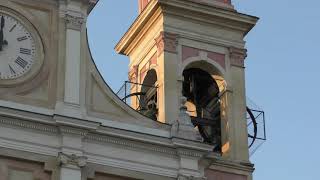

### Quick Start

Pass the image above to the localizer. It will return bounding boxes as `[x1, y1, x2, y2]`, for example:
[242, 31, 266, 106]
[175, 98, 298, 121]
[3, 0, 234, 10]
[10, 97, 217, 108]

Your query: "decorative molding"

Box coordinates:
[0, 116, 58, 134]
[59, 126, 89, 137]
[177, 149, 205, 158]
[60, 10, 86, 31]
[58, 152, 87, 167]
[207, 157, 255, 173]
[155, 31, 179, 56]
[178, 175, 207, 180]
[229, 47, 247, 67]
[86, 133, 177, 157]
[172, 138, 212, 157]
[86, 154, 178, 178]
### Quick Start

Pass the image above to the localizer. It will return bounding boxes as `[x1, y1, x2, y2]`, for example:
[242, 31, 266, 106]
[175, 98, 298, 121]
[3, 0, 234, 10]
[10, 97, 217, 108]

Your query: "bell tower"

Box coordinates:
[116, 0, 258, 179]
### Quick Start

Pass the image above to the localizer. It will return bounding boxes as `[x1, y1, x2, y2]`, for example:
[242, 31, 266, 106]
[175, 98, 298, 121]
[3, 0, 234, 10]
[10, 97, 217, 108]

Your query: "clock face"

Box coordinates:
[0, 11, 41, 82]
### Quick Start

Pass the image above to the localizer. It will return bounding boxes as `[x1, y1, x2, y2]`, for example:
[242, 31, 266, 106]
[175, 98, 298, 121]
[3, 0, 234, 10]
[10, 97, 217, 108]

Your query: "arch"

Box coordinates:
[141, 69, 157, 88]
[182, 67, 222, 152]
[183, 61, 227, 93]
[181, 54, 226, 78]
[140, 69, 158, 120]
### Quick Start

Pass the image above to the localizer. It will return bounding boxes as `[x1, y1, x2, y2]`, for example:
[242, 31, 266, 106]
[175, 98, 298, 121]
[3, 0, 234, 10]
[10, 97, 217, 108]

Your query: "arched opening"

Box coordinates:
[182, 63, 224, 152]
[140, 69, 158, 120]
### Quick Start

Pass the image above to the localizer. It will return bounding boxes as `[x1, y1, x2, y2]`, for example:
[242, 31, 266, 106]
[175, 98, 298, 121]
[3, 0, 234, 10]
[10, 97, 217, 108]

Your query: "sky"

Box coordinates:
[87, 1, 320, 179]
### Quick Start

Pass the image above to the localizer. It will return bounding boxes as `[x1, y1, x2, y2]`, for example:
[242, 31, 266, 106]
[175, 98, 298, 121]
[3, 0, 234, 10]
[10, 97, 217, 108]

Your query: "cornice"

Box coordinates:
[165, 24, 245, 49]
[0, 115, 58, 134]
[206, 154, 255, 173]
[54, 114, 100, 130]
[86, 133, 178, 157]
[115, 0, 161, 55]
[115, 0, 258, 55]
[59, 126, 89, 137]
[160, 0, 258, 36]
[178, 175, 206, 180]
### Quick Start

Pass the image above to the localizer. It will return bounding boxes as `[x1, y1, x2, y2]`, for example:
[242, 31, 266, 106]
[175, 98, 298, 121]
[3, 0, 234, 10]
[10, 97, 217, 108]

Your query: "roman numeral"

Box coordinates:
[9, 24, 16, 32]
[20, 48, 31, 55]
[15, 56, 28, 69]
[9, 65, 16, 75]
[17, 36, 28, 42]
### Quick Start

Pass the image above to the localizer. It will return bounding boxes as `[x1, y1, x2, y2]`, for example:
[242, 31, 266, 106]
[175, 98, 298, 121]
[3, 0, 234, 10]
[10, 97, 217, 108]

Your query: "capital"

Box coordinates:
[58, 152, 87, 168]
[61, 10, 86, 31]
[155, 32, 179, 56]
[178, 175, 207, 180]
[229, 47, 247, 67]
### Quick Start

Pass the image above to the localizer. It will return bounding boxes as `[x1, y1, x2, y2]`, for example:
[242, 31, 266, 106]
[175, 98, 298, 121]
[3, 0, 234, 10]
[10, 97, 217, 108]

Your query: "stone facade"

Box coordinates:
[0, 0, 258, 180]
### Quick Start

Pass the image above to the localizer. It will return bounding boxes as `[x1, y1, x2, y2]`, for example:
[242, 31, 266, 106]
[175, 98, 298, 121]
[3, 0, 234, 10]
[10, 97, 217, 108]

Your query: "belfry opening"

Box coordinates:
[140, 69, 158, 120]
[182, 67, 222, 152]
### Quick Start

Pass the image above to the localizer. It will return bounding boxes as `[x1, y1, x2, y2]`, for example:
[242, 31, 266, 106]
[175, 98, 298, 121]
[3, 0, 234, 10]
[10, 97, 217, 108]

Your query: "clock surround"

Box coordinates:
[0, 6, 44, 87]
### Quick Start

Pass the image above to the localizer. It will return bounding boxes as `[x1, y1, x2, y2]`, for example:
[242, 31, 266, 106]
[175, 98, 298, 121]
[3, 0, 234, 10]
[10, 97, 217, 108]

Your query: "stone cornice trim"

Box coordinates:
[0, 100, 54, 116]
[115, 0, 161, 55]
[160, 0, 258, 35]
[54, 114, 100, 130]
[178, 175, 207, 180]
[86, 154, 178, 178]
[206, 154, 255, 173]
[177, 149, 205, 158]
[0, 116, 58, 134]
[86, 133, 177, 156]
[59, 126, 89, 137]
[0, 138, 59, 157]
[116, 0, 257, 56]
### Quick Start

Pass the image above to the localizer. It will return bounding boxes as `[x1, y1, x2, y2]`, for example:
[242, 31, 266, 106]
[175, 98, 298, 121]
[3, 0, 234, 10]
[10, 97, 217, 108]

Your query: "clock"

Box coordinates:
[0, 7, 44, 86]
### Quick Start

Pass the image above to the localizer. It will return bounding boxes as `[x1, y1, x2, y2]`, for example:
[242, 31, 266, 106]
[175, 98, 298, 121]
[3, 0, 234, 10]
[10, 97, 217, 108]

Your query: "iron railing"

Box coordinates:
[116, 81, 158, 112]
[246, 98, 266, 156]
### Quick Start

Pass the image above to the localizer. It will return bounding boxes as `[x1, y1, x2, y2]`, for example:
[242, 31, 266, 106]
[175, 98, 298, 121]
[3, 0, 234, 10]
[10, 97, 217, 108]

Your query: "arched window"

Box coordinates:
[140, 69, 158, 120]
[182, 63, 225, 152]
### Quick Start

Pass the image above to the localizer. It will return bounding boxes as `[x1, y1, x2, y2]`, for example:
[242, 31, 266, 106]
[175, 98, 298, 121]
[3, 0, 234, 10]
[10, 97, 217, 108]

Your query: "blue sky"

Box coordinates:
[87, 1, 320, 179]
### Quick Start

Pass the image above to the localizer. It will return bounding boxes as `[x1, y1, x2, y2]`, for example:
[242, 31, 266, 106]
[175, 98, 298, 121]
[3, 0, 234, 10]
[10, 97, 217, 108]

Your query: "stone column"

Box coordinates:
[58, 152, 87, 180]
[228, 47, 250, 162]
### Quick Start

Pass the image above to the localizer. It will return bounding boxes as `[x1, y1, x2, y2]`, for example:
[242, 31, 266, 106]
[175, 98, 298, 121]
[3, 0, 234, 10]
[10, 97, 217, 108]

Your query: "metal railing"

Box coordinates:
[116, 81, 158, 113]
[246, 98, 266, 156]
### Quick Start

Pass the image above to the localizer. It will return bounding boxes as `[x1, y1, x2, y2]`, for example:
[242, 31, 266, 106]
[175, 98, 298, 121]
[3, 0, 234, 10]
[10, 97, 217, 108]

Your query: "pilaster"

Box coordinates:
[57, 121, 89, 180]
[155, 31, 180, 124]
[171, 97, 212, 179]
[56, 0, 87, 119]
[227, 47, 250, 162]
[58, 152, 87, 180]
